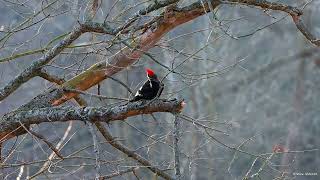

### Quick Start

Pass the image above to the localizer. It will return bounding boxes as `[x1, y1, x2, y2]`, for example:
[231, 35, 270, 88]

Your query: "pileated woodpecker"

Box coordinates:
[130, 68, 164, 102]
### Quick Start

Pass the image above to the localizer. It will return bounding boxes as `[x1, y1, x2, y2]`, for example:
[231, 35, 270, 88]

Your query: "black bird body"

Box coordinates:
[130, 69, 163, 102]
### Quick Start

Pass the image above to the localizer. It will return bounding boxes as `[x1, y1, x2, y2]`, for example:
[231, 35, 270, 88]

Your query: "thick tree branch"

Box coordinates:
[0, 99, 184, 140]
[1, 98, 182, 179]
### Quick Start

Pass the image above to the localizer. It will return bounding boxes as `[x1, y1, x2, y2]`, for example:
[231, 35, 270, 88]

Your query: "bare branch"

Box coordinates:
[173, 114, 181, 180]
[101, 167, 138, 179]
[63, 88, 129, 101]
[27, 129, 64, 160]
[0, 99, 184, 139]
[292, 14, 320, 46]
[0, 26, 85, 101]
[38, 69, 65, 85]
[223, 0, 302, 16]
[94, 122, 174, 180]
[87, 123, 101, 179]
[223, 0, 320, 46]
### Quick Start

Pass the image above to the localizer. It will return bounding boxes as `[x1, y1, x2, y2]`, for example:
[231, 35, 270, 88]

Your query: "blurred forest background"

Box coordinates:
[0, 0, 319, 179]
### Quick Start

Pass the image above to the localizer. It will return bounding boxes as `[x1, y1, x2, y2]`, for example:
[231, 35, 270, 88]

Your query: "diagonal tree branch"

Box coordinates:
[291, 14, 320, 46]
[95, 122, 174, 180]
[0, 27, 86, 101]
[27, 129, 64, 160]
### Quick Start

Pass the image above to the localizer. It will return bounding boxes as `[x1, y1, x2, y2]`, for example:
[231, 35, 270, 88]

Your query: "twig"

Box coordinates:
[63, 88, 129, 101]
[88, 123, 101, 179]
[27, 129, 64, 160]
[30, 122, 74, 179]
[101, 167, 138, 179]
[94, 123, 174, 180]
[106, 75, 133, 95]
[173, 113, 181, 180]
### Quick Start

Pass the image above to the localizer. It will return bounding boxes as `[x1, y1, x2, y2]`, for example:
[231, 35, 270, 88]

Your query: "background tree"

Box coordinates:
[0, 0, 319, 179]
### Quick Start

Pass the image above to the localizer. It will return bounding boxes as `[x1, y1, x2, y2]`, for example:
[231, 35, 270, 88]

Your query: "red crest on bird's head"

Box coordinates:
[146, 68, 155, 77]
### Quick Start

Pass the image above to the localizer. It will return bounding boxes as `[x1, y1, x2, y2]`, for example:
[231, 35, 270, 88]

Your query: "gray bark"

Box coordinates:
[1, 99, 183, 136]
